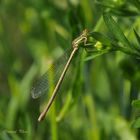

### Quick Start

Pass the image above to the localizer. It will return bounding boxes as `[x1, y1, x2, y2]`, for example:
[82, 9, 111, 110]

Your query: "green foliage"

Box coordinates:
[103, 12, 131, 48]
[0, 0, 140, 140]
[132, 99, 140, 108]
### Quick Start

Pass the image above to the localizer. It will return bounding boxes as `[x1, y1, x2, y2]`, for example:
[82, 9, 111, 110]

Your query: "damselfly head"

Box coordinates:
[82, 29, 88, 36]
[72, 29, 88, 48]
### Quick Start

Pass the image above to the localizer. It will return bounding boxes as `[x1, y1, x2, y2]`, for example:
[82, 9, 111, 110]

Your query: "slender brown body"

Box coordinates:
[38, 29, 88, 121]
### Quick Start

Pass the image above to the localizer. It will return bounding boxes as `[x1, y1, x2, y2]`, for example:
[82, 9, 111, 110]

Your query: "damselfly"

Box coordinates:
[31, 29, 89, 122]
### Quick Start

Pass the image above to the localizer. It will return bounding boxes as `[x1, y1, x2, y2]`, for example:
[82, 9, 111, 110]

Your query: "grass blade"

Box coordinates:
[132, 0, 140, 11]
[103, 13, 131, 48]
[134, 29, 140, 45]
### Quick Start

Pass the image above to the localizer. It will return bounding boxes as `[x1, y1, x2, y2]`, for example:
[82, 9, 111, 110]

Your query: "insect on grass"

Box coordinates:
[31, 29, 89, 122]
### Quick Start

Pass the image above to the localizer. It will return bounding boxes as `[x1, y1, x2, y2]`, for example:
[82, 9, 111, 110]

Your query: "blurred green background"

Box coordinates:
[0, 0, 140, 140]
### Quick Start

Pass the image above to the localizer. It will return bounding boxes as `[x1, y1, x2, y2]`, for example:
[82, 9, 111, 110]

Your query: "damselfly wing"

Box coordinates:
[31, 47, 73, 99]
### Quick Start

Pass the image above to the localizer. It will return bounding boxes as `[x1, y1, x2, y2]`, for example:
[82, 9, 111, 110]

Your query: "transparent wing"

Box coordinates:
[31, 48, 73, 99]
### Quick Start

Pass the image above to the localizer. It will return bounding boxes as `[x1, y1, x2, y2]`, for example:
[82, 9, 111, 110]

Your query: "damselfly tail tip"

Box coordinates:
[38, 117, 41, 122]
[38, 113, 44, 122]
